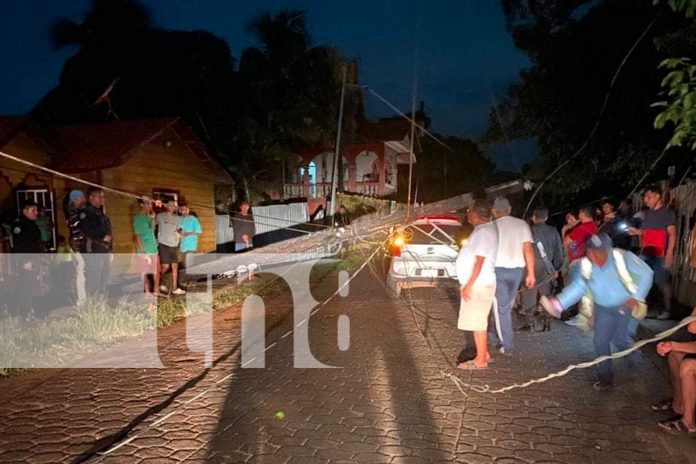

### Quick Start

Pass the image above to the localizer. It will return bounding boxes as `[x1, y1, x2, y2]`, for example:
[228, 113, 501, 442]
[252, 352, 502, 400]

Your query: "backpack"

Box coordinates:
[578, 249, 648, 320]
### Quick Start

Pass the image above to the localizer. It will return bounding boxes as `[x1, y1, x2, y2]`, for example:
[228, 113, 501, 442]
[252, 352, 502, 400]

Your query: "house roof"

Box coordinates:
[0, 116, 26, 148]
[49, 118, 233, 184]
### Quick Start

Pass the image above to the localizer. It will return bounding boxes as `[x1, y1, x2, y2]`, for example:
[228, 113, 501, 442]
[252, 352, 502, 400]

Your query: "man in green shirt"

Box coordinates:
[133, 197, 161, 296]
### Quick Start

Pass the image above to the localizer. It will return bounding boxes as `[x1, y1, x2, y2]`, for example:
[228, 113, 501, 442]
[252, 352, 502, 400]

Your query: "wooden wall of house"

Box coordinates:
[0, 131, 70, 244]
[0, 127, 219, 280]
[101, 129, 217, 255]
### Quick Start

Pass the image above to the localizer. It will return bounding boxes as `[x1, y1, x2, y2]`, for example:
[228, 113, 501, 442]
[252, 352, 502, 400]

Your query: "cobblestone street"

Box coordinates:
[1, 263, 695, 464]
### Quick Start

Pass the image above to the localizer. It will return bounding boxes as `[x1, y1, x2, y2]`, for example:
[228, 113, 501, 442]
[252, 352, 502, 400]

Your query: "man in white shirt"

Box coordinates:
[456, 199, 499, 369]
[491, 196, 536, 353]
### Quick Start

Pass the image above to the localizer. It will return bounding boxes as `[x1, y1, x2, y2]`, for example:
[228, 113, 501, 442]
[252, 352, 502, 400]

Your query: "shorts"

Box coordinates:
[158, 244, 179, 265]
[236, 242, 252, 252]
[138, 254, 159, 274]
[642, 256, 670, 286]
[458, 284, 496, 332]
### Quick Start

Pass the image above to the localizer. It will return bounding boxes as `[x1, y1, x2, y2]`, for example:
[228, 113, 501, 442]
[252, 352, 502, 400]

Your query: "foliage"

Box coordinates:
[655, 0, 696, 17]
[652, 0, 696, 149]
[488, 0, 696, 211]
[653, 58, 696, 148]
[232, 10, 361, 192]
[33, 0, 357, 199]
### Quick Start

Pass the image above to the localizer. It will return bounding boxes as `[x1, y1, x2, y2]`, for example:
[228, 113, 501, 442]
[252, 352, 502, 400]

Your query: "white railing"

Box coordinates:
[284, 181, 383, 198]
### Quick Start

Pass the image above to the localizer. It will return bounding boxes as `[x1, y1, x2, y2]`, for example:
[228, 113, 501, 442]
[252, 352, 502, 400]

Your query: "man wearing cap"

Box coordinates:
[540, 233, 653, 390]
[491, 196, 536, 353]
[66, 189, 87, 305]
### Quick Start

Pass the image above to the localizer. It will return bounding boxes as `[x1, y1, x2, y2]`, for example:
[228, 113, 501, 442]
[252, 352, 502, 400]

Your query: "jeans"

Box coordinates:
[491, 267, 525, 351]
[642, 255, 672, 315]
[84, 253, 111, 299]
[73, 252, 86, 305]
[594, 303, 632, 384]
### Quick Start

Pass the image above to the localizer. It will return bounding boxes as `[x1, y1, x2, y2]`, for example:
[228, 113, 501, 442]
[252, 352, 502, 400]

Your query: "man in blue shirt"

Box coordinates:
[541, 233, 653, 390]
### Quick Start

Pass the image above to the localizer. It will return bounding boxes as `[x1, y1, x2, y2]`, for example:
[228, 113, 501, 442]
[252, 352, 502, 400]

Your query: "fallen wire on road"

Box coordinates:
[442, 315, 696, 396]
[392, 268, 696, 459]
[99, 236, 388, 459]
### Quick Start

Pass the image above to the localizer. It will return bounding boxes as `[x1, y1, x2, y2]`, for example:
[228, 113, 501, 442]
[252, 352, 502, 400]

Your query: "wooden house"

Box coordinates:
[0, 116, 232, 257]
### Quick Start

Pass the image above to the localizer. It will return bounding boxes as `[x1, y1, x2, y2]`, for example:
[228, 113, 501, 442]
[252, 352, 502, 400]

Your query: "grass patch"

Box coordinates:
[0, 299, 154, 376]
[0, 248, 376, 377]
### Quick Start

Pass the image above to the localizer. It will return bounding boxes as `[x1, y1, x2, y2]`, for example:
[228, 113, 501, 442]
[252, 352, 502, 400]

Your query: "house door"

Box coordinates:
[16, 189, 56, 251]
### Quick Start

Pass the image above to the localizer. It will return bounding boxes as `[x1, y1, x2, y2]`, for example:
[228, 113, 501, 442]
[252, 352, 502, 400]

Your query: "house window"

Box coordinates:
[16, 188, 56, 251]
[298, 162, 318, 197]
[152, 188, 180, 213]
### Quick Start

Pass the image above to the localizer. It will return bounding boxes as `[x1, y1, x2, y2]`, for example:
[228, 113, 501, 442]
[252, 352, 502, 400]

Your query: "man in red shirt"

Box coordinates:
[629, 185, 676, 320]
[564, 206, 598, 262]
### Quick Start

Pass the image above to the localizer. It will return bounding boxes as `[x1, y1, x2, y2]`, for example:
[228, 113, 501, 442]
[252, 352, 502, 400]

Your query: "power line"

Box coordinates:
[523, 12, 661, 215]
[362, 85, 460, 156]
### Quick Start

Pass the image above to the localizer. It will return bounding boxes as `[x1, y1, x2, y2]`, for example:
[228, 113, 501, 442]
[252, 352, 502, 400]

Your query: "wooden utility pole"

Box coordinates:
[406, 81, 417, 219]
[329, 63, 348, 222]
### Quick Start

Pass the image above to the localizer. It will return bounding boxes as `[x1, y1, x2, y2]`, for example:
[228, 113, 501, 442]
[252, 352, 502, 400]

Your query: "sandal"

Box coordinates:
[651, 399, 673, 412]
[657, 418, 696, 436]
[457, 360, 488, 370]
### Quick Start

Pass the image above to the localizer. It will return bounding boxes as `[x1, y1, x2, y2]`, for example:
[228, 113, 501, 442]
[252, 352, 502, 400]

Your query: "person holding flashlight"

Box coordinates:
[599, 198, 631, 250]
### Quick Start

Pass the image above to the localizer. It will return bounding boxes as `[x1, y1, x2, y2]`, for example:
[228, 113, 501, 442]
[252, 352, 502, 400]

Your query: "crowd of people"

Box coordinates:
[455, 185, 695, 436]
[7, 187, 207, 313]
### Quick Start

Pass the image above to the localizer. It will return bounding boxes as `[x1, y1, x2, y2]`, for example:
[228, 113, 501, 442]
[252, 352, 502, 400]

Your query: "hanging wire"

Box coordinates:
[522, 11, 662, 215]
[362, 85, 460, 155]
[464, 0, 515, 158]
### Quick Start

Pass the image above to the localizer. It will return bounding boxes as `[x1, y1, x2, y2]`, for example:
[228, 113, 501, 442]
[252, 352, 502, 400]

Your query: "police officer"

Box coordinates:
[10, 201, 44, 313]
[81, 187, 113, 297]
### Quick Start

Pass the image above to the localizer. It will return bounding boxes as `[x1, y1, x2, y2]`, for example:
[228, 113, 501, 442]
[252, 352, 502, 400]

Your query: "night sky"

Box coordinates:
[0, 0, 535, 171]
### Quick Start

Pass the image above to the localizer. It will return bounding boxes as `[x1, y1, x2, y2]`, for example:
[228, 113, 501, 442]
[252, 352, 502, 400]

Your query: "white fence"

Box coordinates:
[216, 214, 235, 245]
[251, 203, 309, 235]
[215, 202, 311, 247]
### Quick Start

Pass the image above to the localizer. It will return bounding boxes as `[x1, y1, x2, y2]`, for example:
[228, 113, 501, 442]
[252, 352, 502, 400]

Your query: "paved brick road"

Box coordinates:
[1, 263, 695, 463]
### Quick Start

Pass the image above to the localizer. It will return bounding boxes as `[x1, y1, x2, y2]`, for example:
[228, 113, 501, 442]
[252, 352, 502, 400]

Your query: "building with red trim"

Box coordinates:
[280, 119, 416, 207]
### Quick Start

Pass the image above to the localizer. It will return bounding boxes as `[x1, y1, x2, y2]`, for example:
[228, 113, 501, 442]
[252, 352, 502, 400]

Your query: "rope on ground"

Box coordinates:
[443, 314, 696, 396]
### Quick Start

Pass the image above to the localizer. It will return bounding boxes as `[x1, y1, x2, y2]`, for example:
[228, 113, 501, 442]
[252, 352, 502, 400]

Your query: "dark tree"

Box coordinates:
[487, 0, 696, 211]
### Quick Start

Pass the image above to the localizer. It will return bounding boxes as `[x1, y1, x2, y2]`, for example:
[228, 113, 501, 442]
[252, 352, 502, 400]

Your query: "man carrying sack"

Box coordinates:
[540, 233, 653, 391]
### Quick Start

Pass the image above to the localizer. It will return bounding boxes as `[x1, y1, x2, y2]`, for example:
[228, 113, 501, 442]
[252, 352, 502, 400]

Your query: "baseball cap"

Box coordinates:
[586, 233, 612, 251]
[69, 190, 85, 203]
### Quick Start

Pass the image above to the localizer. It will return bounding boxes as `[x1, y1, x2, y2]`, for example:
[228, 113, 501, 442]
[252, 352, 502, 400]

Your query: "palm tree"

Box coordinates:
[236, 10, 359, 180]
